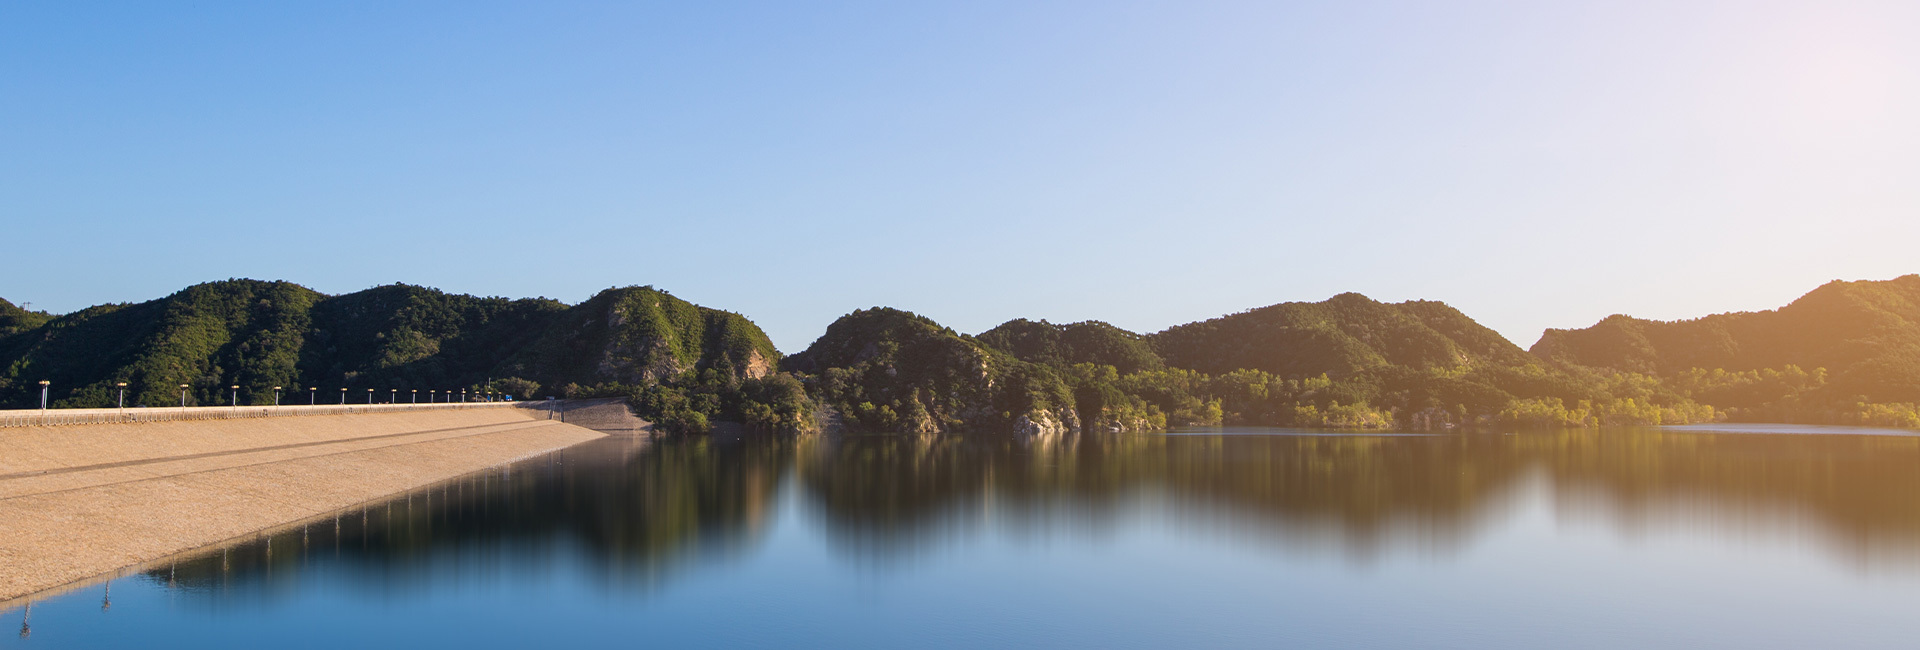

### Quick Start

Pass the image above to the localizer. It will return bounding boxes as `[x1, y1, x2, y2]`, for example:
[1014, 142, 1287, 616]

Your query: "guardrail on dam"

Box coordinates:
[0, 401, 539, 428]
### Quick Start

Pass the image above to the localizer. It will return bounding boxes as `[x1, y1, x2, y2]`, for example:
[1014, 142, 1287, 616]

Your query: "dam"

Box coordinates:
[0, 402, 610, 604]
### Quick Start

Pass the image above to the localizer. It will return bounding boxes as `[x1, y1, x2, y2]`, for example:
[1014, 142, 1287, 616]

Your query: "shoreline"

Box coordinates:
[0, 406, 605, 605]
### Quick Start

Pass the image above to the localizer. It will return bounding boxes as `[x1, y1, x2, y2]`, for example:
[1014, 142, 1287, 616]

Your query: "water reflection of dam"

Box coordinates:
[138, 427, 1920, 603]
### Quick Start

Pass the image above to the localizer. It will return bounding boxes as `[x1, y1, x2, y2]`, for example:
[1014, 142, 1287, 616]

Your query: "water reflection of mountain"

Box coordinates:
[146, 428, 1920, 601]
[144, 436, 792, 599]
[796, 430, 1920, 565]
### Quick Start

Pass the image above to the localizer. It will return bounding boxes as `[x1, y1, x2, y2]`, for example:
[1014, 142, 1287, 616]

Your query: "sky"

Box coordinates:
[3, 0, 1917, 354]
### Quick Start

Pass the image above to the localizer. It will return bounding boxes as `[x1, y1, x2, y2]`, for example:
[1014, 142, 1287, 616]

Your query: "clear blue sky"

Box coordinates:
[4, 1, 1916, 353]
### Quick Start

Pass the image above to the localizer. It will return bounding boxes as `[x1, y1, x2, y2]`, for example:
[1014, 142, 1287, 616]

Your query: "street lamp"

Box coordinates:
[179, 384, 190, 408]
[230, 385, 239, 407]
[411, 389, 418, 405]
[273, 386, 282, 406]
[309, 387, 317, 405]
[339, 388, 347, 405]
[366, 388, 374, 405]
[461, 389, 467, 403]
[38, 380, 49, 412]
[390, 388, 397, 404]
[116, 382, 128, 410]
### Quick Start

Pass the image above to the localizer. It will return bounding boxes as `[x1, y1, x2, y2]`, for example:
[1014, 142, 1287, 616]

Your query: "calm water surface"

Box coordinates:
[8, 427, 1920, 649]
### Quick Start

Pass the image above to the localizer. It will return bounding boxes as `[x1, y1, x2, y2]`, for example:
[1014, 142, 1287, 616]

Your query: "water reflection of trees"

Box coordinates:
[796, 430, 1920, 564]
[146, 428, 1920, 599]
[145, 436, 791, 598]
[795, 433, 1530, 560]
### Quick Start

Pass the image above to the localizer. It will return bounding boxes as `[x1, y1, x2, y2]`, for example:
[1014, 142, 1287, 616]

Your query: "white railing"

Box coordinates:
[0, 401, 524, 428]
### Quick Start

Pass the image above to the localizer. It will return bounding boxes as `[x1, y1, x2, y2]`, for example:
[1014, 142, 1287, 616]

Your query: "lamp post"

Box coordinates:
[339, 388, 347, 405]
[461, 389, 467, 403]
[411, 389, 417, 405]
[428, 389, 436, 403]
[273, 386, 282, 406]
[366, 388, 374, 405]
[389, 388, 397, 404]
[309, 387, 317, 405]
[38, 380, 49, 412]
[116, 382, 128, 410]
[230, 385, 239, 407]
[179, 384, 189, 409]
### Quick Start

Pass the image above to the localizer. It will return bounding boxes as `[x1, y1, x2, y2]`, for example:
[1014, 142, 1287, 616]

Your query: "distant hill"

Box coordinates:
[1533, 275, 1920, 404]
[1150, 293, 1538, 378]
[784, 308, 1076, 435]
[0, 280, 780, 409]
[975, 319, 1165, 374]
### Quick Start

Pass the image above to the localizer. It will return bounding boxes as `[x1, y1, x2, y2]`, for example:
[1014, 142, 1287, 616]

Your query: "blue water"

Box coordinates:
[7, 428, 1920, 648]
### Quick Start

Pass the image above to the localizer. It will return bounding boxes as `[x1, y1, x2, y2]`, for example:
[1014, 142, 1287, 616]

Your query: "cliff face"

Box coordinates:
[1532, 275, 1920, 402]
[785, 308, 1077, 435]
[0, 281, 783, 408]
[1150, 293, 1536, 379]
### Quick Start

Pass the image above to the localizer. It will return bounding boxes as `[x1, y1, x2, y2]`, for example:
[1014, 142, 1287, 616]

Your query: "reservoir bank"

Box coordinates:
[0, 402, 611, 603]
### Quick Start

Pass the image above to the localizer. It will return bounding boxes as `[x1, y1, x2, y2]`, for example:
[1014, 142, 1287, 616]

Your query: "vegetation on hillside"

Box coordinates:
[8, 275, 1919, 434]
[1151, 293, 1537, 378]
[0, 281, 813, 434]
[0, 298, 51, 338]
[976, 319, 1165, 374]
[783, 308, 1077, 435]
[1533, 275, 1920, 427]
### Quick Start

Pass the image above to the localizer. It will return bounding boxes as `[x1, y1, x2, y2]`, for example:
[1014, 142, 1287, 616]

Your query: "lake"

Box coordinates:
[7, 426, 1920, 648]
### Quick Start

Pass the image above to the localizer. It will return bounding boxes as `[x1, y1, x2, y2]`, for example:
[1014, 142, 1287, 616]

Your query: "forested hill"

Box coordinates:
[783, 308, 1078, 435]
[1532, 274, 1920, 404]
[0, 280, 778, 409]
[0, 298, 51, 338]
[9, 275, 1919, 433]
[976, 319, 1165, 375]
[1150, 293, 1538, 378]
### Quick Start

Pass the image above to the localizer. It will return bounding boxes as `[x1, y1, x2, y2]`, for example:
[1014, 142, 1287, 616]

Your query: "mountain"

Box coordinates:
[1533, 275, 1920, 404]
[784, 308, 1077, 435]
[1150, 293, 1538, 378]
[0, 280, 781, 409]
[975, 319, 1165, 374]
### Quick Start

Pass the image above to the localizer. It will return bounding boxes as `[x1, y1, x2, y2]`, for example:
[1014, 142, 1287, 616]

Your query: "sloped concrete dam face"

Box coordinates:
[0, 407, 605, 602]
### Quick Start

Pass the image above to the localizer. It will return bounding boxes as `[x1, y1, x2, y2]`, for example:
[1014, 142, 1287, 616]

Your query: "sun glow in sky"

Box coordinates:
[2, 1, 1916, 352]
